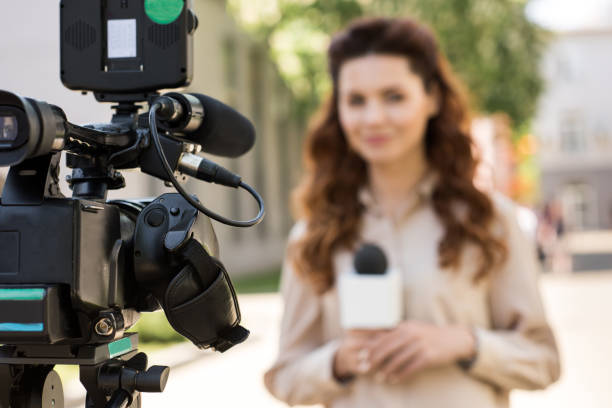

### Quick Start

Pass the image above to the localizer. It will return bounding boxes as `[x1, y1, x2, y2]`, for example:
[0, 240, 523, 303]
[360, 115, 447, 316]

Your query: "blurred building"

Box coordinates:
[0, 0, 303, 276]
[534, 28, 612, 231]
[472, 115, 538, 241]
[473, 114, 516, 198]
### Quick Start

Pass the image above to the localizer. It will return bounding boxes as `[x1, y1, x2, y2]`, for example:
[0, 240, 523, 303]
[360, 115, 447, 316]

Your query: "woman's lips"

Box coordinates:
[364, 135, 390, 146]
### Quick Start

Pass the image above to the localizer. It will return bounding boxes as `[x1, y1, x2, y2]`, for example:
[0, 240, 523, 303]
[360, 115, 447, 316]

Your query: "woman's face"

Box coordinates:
[338, 54, 439, 167]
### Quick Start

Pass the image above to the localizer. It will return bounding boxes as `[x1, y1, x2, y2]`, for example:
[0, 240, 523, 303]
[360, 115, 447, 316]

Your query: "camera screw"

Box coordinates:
[183, 143, 198, 153]
[95, 317, 115, 336]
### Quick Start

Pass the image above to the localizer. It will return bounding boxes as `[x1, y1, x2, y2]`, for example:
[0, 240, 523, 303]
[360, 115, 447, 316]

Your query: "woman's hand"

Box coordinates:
[366, 321, 476, 384]
[333, 329, 385, 381]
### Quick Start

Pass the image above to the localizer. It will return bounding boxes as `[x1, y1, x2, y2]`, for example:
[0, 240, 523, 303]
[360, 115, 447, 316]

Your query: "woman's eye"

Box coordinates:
[348, 95, 365, 106]
[385, 92, 405, 102]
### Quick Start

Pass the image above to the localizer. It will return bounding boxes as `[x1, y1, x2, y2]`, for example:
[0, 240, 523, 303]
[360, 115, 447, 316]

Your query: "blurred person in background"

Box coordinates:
[537, 199, 570, 273]
[264, 17, 559, 407]
[471, 113, 565, 271]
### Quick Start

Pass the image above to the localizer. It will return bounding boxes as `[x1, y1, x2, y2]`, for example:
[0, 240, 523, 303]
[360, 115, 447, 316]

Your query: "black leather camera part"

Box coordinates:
[133, 193, 248, 351]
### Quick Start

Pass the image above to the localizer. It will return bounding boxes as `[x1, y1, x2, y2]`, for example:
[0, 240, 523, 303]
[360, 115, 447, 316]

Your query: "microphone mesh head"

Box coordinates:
[353, 244, 388, 275]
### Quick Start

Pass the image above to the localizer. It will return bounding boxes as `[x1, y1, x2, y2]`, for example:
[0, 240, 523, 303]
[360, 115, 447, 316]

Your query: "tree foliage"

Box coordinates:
[228, 0, 547, 127]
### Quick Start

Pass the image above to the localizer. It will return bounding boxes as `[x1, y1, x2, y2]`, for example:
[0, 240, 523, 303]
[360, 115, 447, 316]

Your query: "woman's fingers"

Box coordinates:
[335, 333, 380, 377]
[348, 328, 387, 338]
[368, 322, 418, 369]
[345, 330, 387, 374]
[368, 334, 410, 369]
[355, 347, 371, 373]
[349, 322, 474, 383]
[391, 354, 428, 383]
[379, 341, 421, 379]
[346, 338, 368, 373]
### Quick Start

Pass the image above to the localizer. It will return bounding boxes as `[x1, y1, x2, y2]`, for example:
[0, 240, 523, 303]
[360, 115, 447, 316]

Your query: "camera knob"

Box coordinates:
[146, 209, 166, 227]
[187, 10, 198, 34]
[135, 365, 170, 392]
[118, 365, 170, 393]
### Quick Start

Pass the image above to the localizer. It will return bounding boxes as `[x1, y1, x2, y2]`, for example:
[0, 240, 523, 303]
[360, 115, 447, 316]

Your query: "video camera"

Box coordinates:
[0, 1, 264, 407]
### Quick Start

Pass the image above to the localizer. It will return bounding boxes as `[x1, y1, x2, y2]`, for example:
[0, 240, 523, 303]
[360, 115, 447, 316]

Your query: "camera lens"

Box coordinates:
[0, 115, 18, 143]
[0, 90, 67, 166]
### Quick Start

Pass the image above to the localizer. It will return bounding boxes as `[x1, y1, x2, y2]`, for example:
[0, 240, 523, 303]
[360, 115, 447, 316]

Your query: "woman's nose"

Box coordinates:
[362, 101, 386, 125]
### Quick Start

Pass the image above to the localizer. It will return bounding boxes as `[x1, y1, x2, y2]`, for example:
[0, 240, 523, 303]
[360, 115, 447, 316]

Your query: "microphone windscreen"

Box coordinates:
[353, 244, 387, 275]
[187, 93, 255, 158]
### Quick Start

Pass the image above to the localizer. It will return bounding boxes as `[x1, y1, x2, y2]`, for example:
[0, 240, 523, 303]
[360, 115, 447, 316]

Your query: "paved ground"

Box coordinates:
[511, 272, 612, 408]
[65, 272, 612, 407]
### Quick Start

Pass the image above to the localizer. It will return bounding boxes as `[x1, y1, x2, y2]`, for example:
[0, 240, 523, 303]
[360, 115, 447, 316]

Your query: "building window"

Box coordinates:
[593, 121, 610, 149]
[559, 113, 585, 153]
[561, 182, 597, 230]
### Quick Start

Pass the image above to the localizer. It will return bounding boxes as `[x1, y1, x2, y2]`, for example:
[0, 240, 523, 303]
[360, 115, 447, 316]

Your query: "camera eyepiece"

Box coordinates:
[0, 114, 19, 143]
[0, 90, 66, 166]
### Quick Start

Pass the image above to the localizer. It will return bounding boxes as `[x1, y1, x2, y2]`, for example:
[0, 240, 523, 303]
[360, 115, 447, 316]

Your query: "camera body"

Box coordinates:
[0, 195, 127, 344]
[0, 1, 260, 406]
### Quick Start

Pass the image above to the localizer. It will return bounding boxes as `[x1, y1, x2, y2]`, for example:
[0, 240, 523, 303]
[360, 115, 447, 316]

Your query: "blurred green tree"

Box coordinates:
[228, 0, 546, 127]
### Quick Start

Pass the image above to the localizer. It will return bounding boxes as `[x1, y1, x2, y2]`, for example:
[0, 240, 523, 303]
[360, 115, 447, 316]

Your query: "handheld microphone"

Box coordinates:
[338, 244, 403, 329]
[354, 244, 388, 275]
[153, 92, 255, 158]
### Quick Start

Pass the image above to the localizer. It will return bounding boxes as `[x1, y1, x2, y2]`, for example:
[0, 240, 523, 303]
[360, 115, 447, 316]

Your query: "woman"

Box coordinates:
[264, 17, 560, 407]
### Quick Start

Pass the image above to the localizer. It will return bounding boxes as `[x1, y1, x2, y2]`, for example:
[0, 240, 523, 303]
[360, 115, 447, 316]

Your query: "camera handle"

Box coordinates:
[133, 193, 250, 351]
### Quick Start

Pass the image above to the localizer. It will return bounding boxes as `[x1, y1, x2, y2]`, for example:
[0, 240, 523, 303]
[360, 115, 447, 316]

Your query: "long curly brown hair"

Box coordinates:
[291, 17, 507, 294]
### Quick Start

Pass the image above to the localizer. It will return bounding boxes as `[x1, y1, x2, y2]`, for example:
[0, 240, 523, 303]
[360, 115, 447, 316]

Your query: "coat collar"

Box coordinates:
[358, 172, 437, 221]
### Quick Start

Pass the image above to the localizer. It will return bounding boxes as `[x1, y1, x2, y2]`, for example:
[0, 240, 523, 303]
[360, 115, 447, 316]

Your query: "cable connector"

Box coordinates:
[149, 105, 264, 227]
[178, 153, 242, 188]
[153, 97, 183, 122]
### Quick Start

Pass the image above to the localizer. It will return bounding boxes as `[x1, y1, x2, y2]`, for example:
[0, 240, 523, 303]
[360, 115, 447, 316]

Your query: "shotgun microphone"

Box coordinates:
[154, 92, 255, 158]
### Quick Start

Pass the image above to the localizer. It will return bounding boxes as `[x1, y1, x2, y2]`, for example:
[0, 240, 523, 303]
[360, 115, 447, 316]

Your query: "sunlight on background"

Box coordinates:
[526, 0, 612, 30]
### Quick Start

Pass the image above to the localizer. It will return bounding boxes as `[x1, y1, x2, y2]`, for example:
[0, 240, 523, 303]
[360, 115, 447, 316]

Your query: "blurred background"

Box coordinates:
[2, 0, 612, 406]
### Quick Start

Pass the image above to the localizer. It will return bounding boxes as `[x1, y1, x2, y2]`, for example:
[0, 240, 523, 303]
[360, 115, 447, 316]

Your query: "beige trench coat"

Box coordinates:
[265, 181, 560, 407]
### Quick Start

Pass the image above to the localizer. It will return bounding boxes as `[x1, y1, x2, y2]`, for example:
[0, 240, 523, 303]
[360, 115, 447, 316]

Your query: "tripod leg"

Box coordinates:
[105, 390, 131, 408]
[81, 364, 110, 408]
[22, 367, 64, 408]
[81, 362, 140, 408]
[2, 365, 63, 408]
[0, 364, 19, 408]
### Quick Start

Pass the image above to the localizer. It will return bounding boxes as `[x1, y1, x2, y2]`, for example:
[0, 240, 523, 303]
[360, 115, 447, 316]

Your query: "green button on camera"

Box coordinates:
[145, 0, 184, 25]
